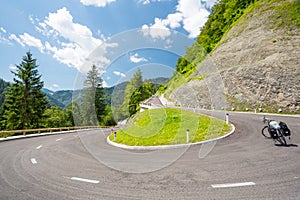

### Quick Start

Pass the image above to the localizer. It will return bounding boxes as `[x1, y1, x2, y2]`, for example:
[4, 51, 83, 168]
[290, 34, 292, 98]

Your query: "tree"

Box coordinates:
[129, 82, 154, 116]
[0, 79, 9, 107]
[1, 52, 48, 130]
[119, 68, 143, 119]
[100, 106, 116, 126]
[42, 105, 74, 128]
[82, 65, 106, 125]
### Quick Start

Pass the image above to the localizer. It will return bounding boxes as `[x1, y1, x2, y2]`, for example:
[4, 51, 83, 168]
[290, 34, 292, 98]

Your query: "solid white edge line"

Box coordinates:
[211, 182, 256, 188]
[31, 158, 37, 164]
[36, 145, 42, 149]
[70, 177, 99, 184]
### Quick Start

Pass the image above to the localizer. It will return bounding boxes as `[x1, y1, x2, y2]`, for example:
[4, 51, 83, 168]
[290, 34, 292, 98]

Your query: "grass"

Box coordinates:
[273, 0, 300, 29]
[109, 108, 231, 146]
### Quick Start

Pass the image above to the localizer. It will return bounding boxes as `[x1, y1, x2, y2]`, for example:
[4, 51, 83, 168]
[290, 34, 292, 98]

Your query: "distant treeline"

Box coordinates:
[0, 52, 167, 131]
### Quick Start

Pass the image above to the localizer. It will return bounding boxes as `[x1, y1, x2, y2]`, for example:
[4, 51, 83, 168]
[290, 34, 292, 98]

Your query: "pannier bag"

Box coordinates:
[268, 127, 278, 139]
[279, 121, 291, 136]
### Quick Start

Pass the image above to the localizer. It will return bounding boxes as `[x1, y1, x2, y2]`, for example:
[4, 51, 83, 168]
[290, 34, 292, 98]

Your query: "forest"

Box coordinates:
[0, 52, 162, 132]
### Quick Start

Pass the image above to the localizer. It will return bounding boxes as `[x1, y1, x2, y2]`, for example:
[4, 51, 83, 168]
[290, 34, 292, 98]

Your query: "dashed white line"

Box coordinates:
[70, 177, 99, 184]
[56, 138, 63, 141]
[36, 145, 42, 149]
[211, 182, 255, 188]
[31, 158, 37, 164]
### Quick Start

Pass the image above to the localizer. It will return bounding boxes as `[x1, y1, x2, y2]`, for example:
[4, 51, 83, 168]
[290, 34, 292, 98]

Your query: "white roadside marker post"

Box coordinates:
[186, 129, 189, 143]
[114, 131, 117, 141]
[225, 113, 229, 124]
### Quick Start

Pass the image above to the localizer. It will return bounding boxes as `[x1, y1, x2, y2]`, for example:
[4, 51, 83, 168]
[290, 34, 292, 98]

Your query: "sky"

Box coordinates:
[0, 0, 217, 91]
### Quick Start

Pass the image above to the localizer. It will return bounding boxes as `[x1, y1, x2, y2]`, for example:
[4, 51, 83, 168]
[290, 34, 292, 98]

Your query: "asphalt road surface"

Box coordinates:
[0, 111, 299, 200]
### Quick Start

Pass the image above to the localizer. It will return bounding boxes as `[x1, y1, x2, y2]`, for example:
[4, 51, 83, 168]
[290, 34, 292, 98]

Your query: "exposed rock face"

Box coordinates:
[170, 0, 300, 113]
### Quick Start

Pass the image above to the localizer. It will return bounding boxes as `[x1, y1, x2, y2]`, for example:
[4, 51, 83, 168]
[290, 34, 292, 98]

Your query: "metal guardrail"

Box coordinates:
[0, 126, 111, 138]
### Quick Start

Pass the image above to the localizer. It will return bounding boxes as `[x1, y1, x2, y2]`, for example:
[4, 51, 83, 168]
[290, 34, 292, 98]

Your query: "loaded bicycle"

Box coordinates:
[261, 116, 291, 146]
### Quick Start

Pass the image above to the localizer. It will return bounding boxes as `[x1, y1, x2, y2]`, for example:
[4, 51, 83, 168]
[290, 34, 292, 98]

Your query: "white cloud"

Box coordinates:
[203, 0, 217, 10]
[19, 33, 45, 52]
[113, 71, 126, 78]
[49, 83, 61, 91]
[139, 0, 150, 4]
[102, 80, 108, 87]
[0, 36, 9, 44]
[166, 12, 183, 29]
[0, 29, 10, 44]
[45, 7, 102, 51]
[80, 0, 116, 7]
[9, 34, 25, 47]
[5, 7, 111, 74]
[137, 0, 165, 5]
[130, 53, 148, 63]
[7, 7, 106, 73]
[9, 64, 17, 71]
[0, 27, 6, 33]
[141, 24, 171, 39]
[176, 0, 210, 38]
[81, 42, 118, 73]
[8, 33, 45, 52]
[143, 0, 213, 38]
[36, 7, 105, 73]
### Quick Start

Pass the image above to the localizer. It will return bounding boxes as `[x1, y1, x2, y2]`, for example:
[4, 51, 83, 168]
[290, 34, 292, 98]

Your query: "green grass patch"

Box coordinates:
[188, 75, 206, 82]
[273, 0, 300, 29]
[109, 108, 231, 146]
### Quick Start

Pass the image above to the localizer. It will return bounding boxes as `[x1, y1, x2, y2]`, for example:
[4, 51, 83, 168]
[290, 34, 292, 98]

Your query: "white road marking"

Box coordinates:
[70, 177, 99, 184]
[36, 145, 42, 149]
[31, 158, 37, 164]
[56, 138, 63, 141]
[211, 182, 255, 188]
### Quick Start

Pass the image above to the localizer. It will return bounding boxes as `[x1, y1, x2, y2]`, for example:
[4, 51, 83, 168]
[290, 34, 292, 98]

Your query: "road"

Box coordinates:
[0, 111, 299, 199]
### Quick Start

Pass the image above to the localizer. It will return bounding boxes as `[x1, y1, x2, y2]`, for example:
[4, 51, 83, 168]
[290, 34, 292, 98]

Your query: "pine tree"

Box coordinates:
[82, 65, 106, 125]
[1, 52, 48, 130]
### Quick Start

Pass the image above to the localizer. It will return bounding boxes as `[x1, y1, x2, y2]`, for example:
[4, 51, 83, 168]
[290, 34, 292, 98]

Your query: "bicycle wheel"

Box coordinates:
[276, 130, 287, 146]
[262, 126, 272, 139]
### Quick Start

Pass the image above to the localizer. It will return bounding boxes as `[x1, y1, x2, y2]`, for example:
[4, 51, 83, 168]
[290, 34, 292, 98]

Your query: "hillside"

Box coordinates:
[167, 0, 300, 113]
[43, 77, 168, 109]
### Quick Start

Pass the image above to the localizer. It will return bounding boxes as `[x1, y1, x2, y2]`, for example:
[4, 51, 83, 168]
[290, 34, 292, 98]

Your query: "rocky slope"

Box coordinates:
[169, 0, 300, 113]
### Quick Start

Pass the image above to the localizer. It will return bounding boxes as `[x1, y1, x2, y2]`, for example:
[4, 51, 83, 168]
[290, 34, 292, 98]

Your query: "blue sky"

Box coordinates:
[0, 0, 216, 91]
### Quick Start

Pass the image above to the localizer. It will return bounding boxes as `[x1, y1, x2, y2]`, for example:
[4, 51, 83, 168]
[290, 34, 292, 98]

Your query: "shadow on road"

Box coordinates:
[275, 143, 298, 147]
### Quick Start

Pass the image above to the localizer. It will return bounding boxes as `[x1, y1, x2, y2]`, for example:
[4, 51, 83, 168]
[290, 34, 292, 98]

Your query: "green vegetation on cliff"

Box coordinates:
[176, 0, 300, 77]
[175, 0, 258, 77]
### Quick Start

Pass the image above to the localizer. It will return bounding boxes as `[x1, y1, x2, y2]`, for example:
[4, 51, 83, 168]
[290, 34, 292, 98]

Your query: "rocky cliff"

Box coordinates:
[169, 0, 300, 113]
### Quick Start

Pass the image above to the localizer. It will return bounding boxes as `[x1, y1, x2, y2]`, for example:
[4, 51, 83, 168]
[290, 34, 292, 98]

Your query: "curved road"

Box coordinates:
[0, 111, 299, 199]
